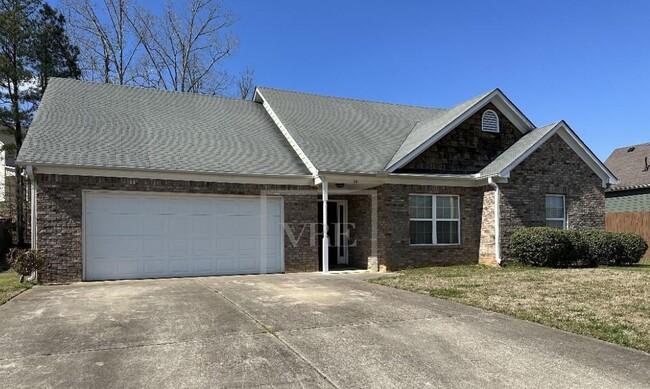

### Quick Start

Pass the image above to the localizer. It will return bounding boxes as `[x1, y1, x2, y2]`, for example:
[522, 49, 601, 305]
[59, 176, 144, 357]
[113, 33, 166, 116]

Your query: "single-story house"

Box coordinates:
[604, 143, 650, 251]
[16, 78, 617, 282]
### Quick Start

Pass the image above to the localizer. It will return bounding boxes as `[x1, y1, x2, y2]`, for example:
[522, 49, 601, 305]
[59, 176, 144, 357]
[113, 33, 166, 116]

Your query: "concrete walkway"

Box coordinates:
[0, 272, 648, 388]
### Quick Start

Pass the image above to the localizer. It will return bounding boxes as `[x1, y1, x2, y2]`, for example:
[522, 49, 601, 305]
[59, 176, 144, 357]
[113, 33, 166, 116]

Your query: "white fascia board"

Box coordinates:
[255, 89, 320, 177]
[32, 164, 314, 186]
[388, 90, 536, 172]
[555, 124, 618, 187]
[499, 121, 618, 187]
[317, 172, 487, 187]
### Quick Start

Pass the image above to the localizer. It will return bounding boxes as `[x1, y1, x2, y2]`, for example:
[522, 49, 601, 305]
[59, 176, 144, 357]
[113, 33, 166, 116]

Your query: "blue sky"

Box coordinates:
[60, 0, 650, 160]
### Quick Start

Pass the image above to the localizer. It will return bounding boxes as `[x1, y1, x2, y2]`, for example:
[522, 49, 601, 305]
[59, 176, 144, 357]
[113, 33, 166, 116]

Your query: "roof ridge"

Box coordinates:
[49, 77, 258, 105]
[611, 141, 650, 152]
[256, 86, 446, 111]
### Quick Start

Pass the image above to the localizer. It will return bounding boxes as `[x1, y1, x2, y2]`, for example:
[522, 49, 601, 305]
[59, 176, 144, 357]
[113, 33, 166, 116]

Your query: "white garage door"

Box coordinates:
[84, 192, 283, 281]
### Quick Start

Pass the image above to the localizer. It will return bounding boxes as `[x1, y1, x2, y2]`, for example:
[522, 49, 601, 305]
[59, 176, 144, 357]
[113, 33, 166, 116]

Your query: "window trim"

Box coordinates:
[545, 194, 566, 229]
[481, 109, 500, 133]
[409, 194, 461, 246]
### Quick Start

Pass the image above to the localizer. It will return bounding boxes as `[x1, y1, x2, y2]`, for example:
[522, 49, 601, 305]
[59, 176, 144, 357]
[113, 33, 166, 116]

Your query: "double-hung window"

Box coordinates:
[545, 195, 566, 229]
[409, 195, 460, 245]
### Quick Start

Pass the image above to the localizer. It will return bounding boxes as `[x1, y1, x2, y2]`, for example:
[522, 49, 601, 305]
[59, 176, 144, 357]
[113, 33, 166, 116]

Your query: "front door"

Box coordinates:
[318, 200, 348, 270]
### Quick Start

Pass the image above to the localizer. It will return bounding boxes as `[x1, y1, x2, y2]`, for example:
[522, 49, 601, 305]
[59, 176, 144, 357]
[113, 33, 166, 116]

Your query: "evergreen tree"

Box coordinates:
[0, 0, 79, 246]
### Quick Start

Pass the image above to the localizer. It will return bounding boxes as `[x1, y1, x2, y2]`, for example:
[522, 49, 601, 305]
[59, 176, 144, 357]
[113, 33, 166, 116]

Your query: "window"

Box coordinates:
[409, 195, 460, 245]
[482, 109, 500, 133]
[545, 195, 566, 229]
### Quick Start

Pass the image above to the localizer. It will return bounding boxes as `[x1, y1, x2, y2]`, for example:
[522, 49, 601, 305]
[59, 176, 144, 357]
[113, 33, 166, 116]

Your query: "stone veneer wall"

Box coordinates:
[35, 174, 318, 283]
[376, 184, 484, 270]
[400, 103, 523, 174]
[478, 187, 496, 265]
[499, 134, 605, 259]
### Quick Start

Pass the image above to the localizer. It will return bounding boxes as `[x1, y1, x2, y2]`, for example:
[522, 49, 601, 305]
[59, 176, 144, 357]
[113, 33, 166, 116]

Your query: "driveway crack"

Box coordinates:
[195, 279, 340, 389]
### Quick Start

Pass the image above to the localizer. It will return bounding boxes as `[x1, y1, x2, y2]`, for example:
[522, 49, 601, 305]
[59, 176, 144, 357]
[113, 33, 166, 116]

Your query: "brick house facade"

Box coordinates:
[18, 79, 617, 282]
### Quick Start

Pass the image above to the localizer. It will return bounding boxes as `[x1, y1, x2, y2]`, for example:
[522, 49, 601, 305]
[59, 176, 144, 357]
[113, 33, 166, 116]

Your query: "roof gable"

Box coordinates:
[386, 89, 536, 171]
[397, 102, 524, 174]
[480, 121, 617, 187]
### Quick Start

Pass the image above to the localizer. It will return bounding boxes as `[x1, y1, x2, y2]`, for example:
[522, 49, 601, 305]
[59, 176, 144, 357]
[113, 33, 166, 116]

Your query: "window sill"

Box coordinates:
[410, 244, 462, 248]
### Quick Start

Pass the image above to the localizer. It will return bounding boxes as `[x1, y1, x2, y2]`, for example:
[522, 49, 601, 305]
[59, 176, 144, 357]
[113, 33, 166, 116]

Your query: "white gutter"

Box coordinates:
[26, 165, 37, 249]
[321, 180, 329, 272]
[487, 177, 501, 264]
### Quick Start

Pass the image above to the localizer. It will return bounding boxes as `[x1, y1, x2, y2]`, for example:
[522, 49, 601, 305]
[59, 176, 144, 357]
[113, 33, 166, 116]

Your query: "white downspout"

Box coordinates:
[26, 165, 37, 250]
[487, 177, 501, 264]
[321, 181, 329, 272]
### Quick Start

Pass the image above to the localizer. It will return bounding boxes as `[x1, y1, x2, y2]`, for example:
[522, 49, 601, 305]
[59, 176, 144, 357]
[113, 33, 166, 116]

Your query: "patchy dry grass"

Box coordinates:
[370, 261, 650, 353]
[0, 270, 32, 305]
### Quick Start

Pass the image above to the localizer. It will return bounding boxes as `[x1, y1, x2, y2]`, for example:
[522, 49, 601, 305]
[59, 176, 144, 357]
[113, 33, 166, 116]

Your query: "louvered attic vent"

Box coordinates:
[482, 109, 500, 133]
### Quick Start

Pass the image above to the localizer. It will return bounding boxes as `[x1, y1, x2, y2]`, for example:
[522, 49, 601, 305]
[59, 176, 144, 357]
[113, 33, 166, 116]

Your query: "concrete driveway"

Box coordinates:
[0, 273, 648, 388]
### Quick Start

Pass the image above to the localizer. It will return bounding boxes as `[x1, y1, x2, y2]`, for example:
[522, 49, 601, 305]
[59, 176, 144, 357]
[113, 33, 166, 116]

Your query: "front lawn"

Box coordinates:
[0, 270, 32, 305]
[370, 261, 650, 353]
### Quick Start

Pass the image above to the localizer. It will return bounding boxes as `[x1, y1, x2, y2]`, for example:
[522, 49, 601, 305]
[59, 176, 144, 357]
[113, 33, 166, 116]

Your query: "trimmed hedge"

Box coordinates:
[509, 227, 647, 267]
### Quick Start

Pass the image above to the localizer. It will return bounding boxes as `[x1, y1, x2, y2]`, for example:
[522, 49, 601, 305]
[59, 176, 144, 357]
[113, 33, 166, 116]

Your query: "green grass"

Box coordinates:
[370, 261, 650, 353]
[0, 269, 32, 305]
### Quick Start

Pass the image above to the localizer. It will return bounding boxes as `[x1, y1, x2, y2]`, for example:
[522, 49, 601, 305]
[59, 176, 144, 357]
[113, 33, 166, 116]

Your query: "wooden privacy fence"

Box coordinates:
[606, 211, 650, 257]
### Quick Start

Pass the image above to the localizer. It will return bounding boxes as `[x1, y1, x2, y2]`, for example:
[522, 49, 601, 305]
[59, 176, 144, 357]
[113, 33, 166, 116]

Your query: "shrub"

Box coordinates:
[8, 249, 45, 278]
[615, 233, 648, 265]
[512, 228, 648, 267]
[560, 229, 590, 267]
[581, 229, 619, 265]
[509, 227, 574, 267]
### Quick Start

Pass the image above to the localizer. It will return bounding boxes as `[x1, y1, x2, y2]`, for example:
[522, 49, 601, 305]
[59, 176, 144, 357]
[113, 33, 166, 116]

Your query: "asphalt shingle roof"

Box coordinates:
[387, 90, 494, 169]
[605, 143, 650, 191]
[478, 122, 559, 178]
[17, 78, 310, 176]
[256, 87, 451, 174]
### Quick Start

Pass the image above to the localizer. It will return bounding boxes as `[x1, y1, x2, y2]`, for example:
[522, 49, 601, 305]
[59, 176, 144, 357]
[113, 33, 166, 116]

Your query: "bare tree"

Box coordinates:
[63, 0, 141, 84]
[236, 67, 254, 99]
[130, 0, 239, 94]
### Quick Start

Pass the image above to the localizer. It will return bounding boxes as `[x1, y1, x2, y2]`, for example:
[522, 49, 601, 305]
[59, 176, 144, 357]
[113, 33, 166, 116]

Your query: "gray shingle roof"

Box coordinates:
[478, 122, 559, 178]
[17, 78, 309, 176]
[256, 87, 450, 174]
[605, 142, 650, 192]
[387, 90, 494, 169]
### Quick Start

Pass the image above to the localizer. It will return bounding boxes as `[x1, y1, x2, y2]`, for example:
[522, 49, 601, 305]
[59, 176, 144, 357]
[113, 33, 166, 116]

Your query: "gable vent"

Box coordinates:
[482, 109, 500, 133]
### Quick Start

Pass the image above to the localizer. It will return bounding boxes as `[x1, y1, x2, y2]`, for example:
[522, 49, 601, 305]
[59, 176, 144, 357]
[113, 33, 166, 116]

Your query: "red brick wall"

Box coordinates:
[36, 174, 319, 283]
[499, 134, 605, 259]
[376, 184, 485, 270]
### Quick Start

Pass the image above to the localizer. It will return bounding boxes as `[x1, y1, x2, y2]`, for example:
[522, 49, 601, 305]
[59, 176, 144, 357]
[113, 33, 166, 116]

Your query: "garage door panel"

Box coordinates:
[191, 238, 215, 255]
[191, 216, 217, 234]
[192, 258, 216, 273]
[168, 216, 190, 235]
[215, 257, 236, 272]
[168, 239, 190, 255]
[86, 260, 116, 279]
[141, 215, 167, 235]
[143, 259, 168, 275]
[85, 192, 284, 280]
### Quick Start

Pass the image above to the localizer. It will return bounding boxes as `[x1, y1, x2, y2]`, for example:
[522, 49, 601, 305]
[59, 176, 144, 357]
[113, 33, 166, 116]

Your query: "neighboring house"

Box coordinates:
[604, 143, 650, 250]
[0, 134, 17, 204]
[16, 78, 616, 282]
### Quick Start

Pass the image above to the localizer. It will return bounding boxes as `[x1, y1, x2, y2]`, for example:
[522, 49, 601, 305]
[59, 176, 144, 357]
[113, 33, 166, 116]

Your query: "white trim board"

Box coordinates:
[31, 164, 313, 186]
[254, 88, 320, 177]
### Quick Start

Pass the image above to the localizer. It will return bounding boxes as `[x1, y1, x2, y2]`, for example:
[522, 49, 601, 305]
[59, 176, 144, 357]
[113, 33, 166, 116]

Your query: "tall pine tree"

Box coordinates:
[0, 0, 79, 246]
